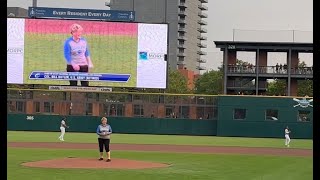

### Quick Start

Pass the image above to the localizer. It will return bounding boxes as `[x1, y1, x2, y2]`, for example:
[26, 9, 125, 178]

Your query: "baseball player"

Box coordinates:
[58, 117, 69, 141]
[284, 126, 291, 147]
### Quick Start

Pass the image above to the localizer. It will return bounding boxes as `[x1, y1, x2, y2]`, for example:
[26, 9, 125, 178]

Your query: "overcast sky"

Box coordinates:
[8, 0, 313, 70]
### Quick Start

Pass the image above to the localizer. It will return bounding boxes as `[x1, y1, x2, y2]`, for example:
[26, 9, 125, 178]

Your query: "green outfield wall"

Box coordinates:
[7, 114, 218, 136]
[7, 95, 313, 139]
[217, 96, 313, 139]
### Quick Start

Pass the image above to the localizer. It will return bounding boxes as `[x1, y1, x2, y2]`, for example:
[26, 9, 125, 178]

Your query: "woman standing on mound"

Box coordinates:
[96, 117, 112, 162]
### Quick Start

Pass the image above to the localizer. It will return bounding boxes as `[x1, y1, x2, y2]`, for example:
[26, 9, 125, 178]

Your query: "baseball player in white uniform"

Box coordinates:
[284, 126, 291, 147]
[58, 117, 69, 141]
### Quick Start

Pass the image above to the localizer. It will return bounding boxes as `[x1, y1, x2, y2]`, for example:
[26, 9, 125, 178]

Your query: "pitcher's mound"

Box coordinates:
[21, 157, 170, 169]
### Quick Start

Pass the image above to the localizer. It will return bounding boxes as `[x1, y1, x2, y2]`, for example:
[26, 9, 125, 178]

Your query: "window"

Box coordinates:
[133, 104, 144, 117]
[34, 102, 40, 113]
[114, 104, 125, 116]
[297, 110, 311, 122]
[179, 106, 189, 119]
[165, 106, 174, 118]
[16, 101, 25, 113]
[44, 102, 54, 113]
[108, 104, 125, 117]
[265, 109, 278, 121]
[7, 101, 15, 113]
[86, 103, 93, 115]
[196, 107, 204, 119]
[233, 109, 246, 120]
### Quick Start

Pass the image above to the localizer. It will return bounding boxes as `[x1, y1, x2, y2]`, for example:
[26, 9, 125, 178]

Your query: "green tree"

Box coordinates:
[166, 69, 189, 94]
[194, 70, 223, 95]
[297, 79, 313, 97]
[298, 59, 307, 67]
[266, 79, 287, 96]
[296, 59, 312, 96]
[236, 59, 250, 66]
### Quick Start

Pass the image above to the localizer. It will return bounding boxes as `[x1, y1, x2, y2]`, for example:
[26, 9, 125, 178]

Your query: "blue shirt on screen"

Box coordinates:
[63, 37, 90, 66]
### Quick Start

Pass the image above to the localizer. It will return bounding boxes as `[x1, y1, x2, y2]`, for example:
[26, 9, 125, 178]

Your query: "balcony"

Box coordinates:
[177, 52, 186, 57]
[197, 35, 207, 40]
[197, 43, 207, 48]
[178, 19, 186, 24]
[179, 2, 187, 8]
[258, 66, 313, 76]
[198, 20, 207, 25]
[178, 10, 186, 16]
[197, 51, 207, 55]
[196, 65, 206, 70]
[226, 65, 313, 78]
[290, 67, 313, 75]
[198, 12, 208, 18]
[197, 58, 206, 63]
[200, 0, 208, 3]
[198, 4, 208, 10]
[178, 27, 186, 32]
[197, 27, 207, 33]
[178, 36, 187, 40]
[177, 44, 186, 49]
[227, 65, 256, 74]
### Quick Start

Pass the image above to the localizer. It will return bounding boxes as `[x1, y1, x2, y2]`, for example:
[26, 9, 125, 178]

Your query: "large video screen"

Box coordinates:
[7, 18, 168, 88]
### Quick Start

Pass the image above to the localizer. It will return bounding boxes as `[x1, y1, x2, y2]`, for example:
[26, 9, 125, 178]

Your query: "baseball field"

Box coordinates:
[7, 131, 313, 180]
[23, 19, 138, 87]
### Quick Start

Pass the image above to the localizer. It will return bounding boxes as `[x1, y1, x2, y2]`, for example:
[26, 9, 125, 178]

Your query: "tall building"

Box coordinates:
[107, 0, 208, 74]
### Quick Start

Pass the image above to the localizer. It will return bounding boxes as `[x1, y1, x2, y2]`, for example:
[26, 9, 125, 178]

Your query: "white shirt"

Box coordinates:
[61, 120, 66, 128]
[285, 129, 290, 135]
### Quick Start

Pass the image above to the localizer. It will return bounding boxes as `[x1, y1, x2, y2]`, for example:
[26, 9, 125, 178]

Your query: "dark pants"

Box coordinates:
[98, 138, 110, 152]
[66, 65, 89, 86]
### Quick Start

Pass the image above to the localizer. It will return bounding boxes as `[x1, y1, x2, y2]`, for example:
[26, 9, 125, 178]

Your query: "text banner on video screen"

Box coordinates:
[7, 18, 168, 88]
[29, 71, 130, 82]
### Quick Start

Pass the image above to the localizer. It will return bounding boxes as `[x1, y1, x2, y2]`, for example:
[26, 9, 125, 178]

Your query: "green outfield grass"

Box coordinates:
[7, 131, 313, 149]
[24, 33, 138, 87]
[8, 148, 312, 180]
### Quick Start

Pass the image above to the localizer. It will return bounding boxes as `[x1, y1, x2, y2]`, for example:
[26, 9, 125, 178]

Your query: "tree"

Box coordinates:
[236, 59, 250, 66]
[298, 59, 307, 68]
[194, 70, 223, 95]
[266, 79, 287, 96]
[166, 69, 189, 94]
[297, 79, 313, 97]
[296, 59, 312, 96]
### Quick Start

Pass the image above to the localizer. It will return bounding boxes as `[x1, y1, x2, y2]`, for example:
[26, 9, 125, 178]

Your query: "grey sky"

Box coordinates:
[8, 0, 313, 70]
